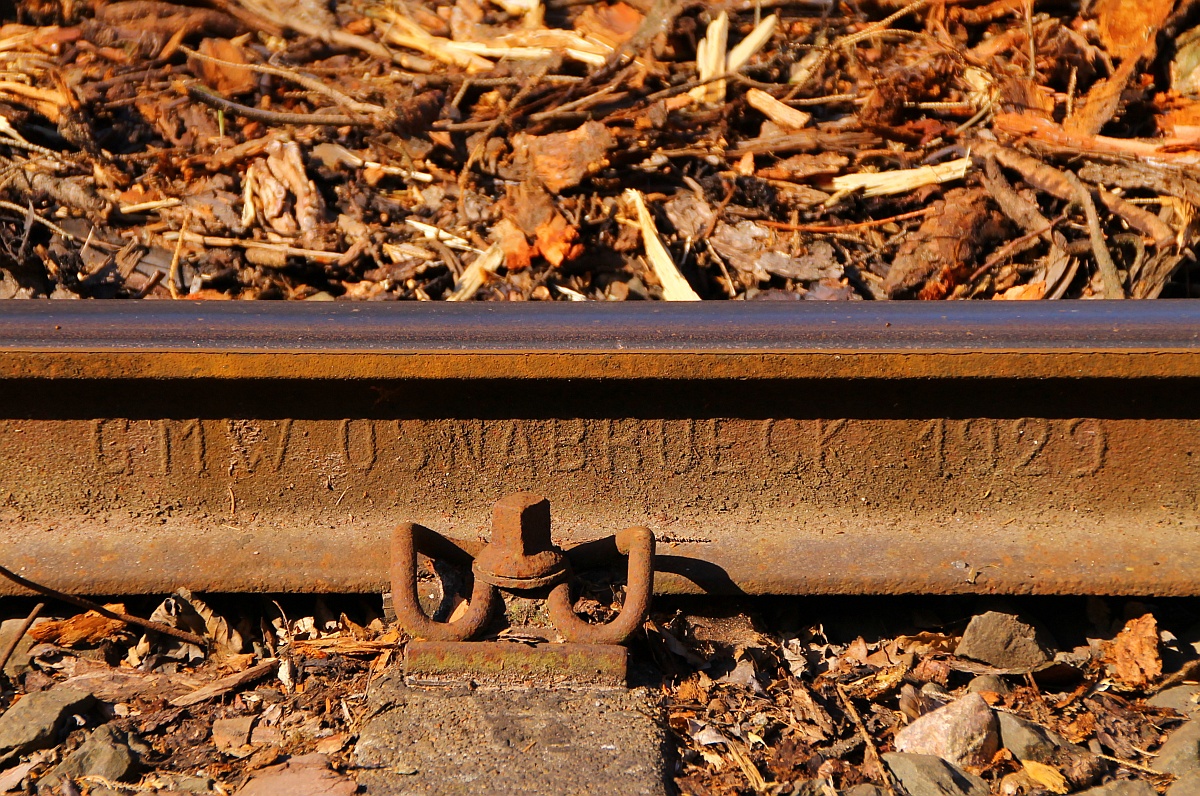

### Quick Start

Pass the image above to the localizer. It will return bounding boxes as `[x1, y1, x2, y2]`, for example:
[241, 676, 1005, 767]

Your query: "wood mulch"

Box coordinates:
[1, 0, 1198, 300]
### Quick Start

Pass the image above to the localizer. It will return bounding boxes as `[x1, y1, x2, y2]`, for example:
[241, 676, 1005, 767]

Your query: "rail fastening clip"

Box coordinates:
[391, 493, 655, 644]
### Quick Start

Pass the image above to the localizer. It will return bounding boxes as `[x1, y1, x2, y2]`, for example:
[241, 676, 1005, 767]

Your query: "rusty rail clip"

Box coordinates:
[391, 493, 654, 644]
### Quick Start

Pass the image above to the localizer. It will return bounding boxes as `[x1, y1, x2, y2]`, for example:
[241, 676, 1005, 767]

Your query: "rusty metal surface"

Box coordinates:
[1, 301, 1199, 596]
[403, 641, 628, 687]
[393, 494, 653, 644]
[472, 495, 569, 590]
[0, 301, 1198, 380]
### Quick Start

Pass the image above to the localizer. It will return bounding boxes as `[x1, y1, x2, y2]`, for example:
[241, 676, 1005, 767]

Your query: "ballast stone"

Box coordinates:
[1155, 720, 1200, 776]
[881, 752, 988, 796]
[0, 688, 94, 765]
[996, 712, 1104, 787]
[354, 673, 668, 796]
[1169, 771, 1200, 796]
[43, 724, 137, 791]
[1075, 781, 1158, 796]
[893, 694, 998, 767]
[1150, 686, 1200, 716]
[955, 612, 1054, 671]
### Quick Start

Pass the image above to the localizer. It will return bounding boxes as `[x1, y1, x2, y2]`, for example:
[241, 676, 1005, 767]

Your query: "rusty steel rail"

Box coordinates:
[1, 300, 1199, 597]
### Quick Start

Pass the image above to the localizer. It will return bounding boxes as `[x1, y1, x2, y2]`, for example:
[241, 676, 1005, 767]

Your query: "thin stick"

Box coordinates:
[836, 683, 897, 796]
[167, 209, 190, 299]
[1096, 753, 1164, 776]
[837, 0, 932, 48]
[759, 208, 931, 233]
[0, 564, 206, 647]
[184, 84, 372, 128]
[0, 602, 43, 673]
[1064, 171, 1124, 298]
[178, 46, 384, 116]
[0, 200, 108, 245]
[969, 215, 1065, 281]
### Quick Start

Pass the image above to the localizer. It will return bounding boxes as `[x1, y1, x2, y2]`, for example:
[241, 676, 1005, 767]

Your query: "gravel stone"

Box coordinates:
[0, 688, 94, 765]
[44, 725, 137, 790]
[1075, 781, 1158, 796]
[996, 712, 1104, 787]
[1150, 687, 1200, 716]
[881, 752, 988, 796]
[966, 675, 1012, 696]
[1168, 771, 1200, 796]
[1155, 720, 1200, 776]
[894, 694, 999, 767]
[955, 612, 1054, 671]
[235, 753, 356, 796]
[841, 785, 886, 796]
[0, 618, 46, 677]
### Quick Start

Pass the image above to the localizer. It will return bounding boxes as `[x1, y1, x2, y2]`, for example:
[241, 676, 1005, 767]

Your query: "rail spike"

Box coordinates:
[390, 493, 654, 644]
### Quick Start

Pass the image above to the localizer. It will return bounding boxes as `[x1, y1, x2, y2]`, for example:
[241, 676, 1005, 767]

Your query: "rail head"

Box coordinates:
[0, 300, 1198, 379]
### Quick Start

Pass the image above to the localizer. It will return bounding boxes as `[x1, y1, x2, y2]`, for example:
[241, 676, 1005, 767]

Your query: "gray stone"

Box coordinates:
[1075, 781, 1158, 796]
[788, 781, 824, 796]
[996, 712, 1104, 787]
[354, 674, 668, 795]
[1151, 687, 1200, 716]
[841, 785, 886, 796]
[1168, 770, 1200, 796]
[0, 688, 94, 764]
[43, 725, 137, 790]
[955, 612, 1053, 671]
[1155, 720, 1200, 776]
[0, 618, 47, 677]
[966, 675, 1012, 696]
[881, 752, 988, 796]
[235, 753, 354, 796]
[894, 694, 999, 767]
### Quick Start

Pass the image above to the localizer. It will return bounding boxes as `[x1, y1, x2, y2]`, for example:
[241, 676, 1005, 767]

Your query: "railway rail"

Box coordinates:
[1, 300, 1198, 598]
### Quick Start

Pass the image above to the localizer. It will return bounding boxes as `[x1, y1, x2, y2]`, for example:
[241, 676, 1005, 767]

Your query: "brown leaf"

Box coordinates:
[1103, 614, 1162, 687]
[499, 182, 557, 238]
[507, 121, 616, 194]
[574, 2, 644, 48]
[191, 38, 256, 96]
[884, 187, 1006, 299]
[534, 213, 581, 267]
[1092, 0, 1175, 62]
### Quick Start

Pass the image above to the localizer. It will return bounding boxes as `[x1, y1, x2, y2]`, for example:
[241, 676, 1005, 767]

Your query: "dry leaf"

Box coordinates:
[534, 213, 581, 267]
[1104, 613, 1162, 687]
[491, 218, 533, 271]
[1064, 57, 1139, 136]
[179, 588, 245, 656]
[1021, 760, 1069, 794]
[191, 38, 255, 96]
[507, 121, 615, 194]
[574, 2, 643, 48]
[993, 281, 1047, 300]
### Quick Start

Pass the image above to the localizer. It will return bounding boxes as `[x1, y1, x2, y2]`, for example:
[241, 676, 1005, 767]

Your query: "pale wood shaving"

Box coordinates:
[832, 157, 971, 198]
[625, 189, 700, 301]
[446, 243, 505, 301]
[746, 88, 811, 129]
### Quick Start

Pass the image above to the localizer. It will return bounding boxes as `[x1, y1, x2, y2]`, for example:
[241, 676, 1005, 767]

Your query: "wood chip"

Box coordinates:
[625, 189, 700, 301]
[745, 88, 810, 130]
